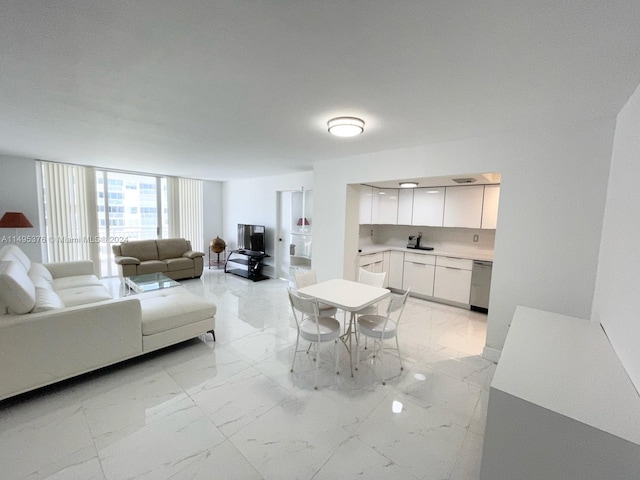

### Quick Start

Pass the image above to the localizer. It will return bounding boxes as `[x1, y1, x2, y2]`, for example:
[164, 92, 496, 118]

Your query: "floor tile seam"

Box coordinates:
[224, 388, 297, 443]
[446, 425, 485, 479]
[352, 432, 435, 479]
[386, 391, 476, 432]
[80, 406, 108, 479]
[426, 363, 489, 390]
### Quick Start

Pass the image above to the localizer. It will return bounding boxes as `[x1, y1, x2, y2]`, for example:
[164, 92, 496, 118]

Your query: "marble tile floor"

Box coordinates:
[0, 268, 496, 480]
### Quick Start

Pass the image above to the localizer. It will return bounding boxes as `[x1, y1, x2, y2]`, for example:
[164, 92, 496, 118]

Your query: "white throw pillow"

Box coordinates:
[31, 287, 65, 313]
[0, 261, 36, 314]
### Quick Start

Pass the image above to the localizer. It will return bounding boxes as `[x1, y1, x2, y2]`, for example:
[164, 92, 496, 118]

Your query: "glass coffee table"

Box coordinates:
[124, 272, 181, 294]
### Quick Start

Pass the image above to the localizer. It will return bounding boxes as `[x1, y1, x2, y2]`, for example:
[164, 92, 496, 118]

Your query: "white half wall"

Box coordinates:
[0, 155, 41, 261]
[313, 118, 616, 356]
[592, 83, 640, 393]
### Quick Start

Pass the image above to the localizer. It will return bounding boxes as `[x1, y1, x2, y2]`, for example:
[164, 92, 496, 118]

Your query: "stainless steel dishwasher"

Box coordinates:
[470, 260, 493, 313]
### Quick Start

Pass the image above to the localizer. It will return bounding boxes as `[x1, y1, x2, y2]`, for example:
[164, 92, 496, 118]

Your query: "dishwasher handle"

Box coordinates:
[473, 260, 493, 268]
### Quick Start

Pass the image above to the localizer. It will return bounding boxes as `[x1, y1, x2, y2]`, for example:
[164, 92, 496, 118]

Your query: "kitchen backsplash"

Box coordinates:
[359, 224, 496, 252]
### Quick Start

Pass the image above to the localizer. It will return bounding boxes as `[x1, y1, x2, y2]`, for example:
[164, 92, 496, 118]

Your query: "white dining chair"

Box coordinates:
[293, 269, 338, 317]
[288, 288, 342, 389]
[356, 268, 386, 314]
[347, 267, 388, 336]
[356, 288, 410, 385]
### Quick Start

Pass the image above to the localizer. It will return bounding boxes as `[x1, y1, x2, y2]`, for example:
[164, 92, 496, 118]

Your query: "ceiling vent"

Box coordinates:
[452, 177, 477, 184]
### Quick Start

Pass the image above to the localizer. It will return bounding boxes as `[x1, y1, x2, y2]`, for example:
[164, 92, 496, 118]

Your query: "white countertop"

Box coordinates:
[359, 244, 494, 262]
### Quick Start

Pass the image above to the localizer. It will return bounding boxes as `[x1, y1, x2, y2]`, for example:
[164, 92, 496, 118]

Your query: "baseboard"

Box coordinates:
[483, 345, 501, 363]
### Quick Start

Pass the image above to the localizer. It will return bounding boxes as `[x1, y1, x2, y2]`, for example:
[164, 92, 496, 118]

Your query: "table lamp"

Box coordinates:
[0, 212, 33, 236]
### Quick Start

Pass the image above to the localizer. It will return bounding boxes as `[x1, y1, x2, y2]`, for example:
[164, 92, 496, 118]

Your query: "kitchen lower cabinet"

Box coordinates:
[433, 256, 473, 304]
[359, 252, 384, 274]
[403, 252, 435, 296]
[387, 251, 404, 289]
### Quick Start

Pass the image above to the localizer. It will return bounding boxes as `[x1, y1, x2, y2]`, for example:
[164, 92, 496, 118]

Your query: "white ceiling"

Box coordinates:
[2, 1, 640, 181]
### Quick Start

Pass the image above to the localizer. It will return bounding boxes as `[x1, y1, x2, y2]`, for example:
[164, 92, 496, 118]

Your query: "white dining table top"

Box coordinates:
[297, 278, 390, 311]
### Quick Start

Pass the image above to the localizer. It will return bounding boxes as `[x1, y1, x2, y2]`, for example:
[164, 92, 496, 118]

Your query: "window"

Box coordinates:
[96, 171, 167, 277]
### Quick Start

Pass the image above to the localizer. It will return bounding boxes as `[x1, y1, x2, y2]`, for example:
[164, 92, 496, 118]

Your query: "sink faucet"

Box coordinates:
[417, 232, 422, 247]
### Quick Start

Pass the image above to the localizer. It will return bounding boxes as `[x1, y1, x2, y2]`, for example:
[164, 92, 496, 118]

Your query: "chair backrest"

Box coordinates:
[382, 288, 411, 329]
[288, 288, 326, 342]
[288, 288, 319, 321]
[358, 267, 386, 288]
[294, 269, 318, 289]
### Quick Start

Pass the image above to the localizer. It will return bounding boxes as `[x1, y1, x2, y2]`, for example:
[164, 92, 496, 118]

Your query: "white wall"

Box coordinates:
[202, 180, 223, 262]
[0, 155, 41, 261]
[313, 119, 616, 358]
[222, 171, 314, 274]
[592, 84, 640, 393]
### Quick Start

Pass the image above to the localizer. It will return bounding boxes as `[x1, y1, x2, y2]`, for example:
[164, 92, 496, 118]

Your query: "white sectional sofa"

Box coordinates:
[0, 245, 216, 401]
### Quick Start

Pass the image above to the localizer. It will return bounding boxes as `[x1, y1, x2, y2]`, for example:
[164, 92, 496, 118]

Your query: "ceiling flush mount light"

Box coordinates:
[327, 117, 365, 137]
[399, 182, 418, 188]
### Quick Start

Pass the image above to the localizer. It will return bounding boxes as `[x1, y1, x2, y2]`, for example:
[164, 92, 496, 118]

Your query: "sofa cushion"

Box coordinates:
[119, 241, 158, 262]
[157, 239, 189, 260]
[51, 274, 104, 291]
[32, 287, 65, 312]
[57, 285, 113, 307]
[138, 260, 168, 274]
[0, 260, 36, 314]
[140, 289, 216, 335]
[30, 275, 54, 290]
[28, 262, 53, 281]
[165, 257, 194, 271]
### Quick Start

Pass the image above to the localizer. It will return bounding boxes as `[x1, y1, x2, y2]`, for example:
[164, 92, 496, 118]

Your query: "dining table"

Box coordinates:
[297, 278, 390, 377]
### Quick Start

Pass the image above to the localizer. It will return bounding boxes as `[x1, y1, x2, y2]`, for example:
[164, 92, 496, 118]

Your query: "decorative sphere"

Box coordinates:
[210, 236, 226, 253]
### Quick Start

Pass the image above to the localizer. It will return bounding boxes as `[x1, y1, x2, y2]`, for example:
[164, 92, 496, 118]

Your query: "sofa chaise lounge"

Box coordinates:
[0, 245, 216, 401]
[112, 238, 205, 280]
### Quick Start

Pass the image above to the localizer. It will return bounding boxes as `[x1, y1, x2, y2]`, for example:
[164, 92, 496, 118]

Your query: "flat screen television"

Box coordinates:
[237, 224, 265, 253]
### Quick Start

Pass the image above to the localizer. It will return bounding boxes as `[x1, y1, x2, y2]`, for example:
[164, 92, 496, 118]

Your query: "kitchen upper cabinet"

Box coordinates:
[359, 185, 373, 224]
[412, 187, 445, 226]
[481, 184, 500, 229]
[370, 187, 380, 224]
[402, 252, 435, 296]
[377, 188, 399, 224]
[397, 189, 413, 225]
[443, 185, 484, 228]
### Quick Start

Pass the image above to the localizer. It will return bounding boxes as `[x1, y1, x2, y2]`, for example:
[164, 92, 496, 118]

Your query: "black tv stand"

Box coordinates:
[225, 250, 270, 282]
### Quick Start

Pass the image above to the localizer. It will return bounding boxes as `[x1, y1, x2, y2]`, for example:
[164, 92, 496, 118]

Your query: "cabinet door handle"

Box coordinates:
[444, 266, 462, 271]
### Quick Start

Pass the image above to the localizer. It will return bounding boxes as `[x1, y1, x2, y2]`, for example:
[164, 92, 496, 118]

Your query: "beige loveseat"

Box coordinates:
[0, 245, 216, 401]
[112, 238, 204, 280]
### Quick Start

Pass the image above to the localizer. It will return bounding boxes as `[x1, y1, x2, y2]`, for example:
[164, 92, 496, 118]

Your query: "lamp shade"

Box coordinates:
[0, 212, 33, 228]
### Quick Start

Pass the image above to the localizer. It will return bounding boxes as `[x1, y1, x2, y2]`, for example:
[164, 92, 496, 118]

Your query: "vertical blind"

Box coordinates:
[39, 161, 100, 275]
[168, 177, 203, 252]
[39, 161, 203, 277]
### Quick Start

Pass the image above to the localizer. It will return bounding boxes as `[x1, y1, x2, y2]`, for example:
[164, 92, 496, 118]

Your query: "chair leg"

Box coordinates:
[314, 342, 319, 390]
[395, 334, 403, 371]
[380, 339, 386, 385]
[335, 338, 340, 375]
[291, 334, 300, 372]
[356, 331, 361, 370]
